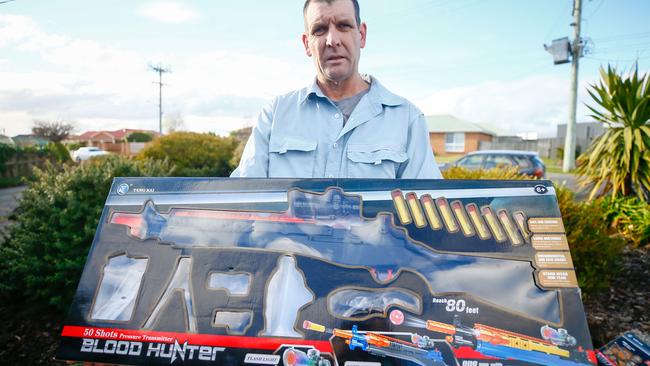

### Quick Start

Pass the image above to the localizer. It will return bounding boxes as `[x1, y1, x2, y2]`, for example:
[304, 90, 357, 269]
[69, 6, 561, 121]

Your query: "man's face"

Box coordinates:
[302, 0, 367, 84]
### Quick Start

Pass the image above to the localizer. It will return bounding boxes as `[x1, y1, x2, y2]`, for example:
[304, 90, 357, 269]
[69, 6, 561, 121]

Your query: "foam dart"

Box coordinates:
[406, 193, 427, 228]
[391, 190, 412, 225]
[466, 203, 491, 240]
[435, 197, 459, 233]
[426, 320, 457, 335]
[481, 206, 506, 243]
[498, 210, 523, 246]
[451, 200, 475, 237]
[303, 320, 326, 333]
[513, 212, 531, 243]
[420, 195, 442, 230]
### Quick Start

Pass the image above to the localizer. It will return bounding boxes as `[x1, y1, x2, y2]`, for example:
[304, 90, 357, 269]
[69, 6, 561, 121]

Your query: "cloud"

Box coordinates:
[138, 2, 200, 24]
[0, 14, 311, 137]
[415, 74, 598, 138]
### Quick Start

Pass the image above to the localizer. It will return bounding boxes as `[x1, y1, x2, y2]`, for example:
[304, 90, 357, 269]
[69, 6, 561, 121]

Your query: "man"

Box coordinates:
[231, 0, 442, 179]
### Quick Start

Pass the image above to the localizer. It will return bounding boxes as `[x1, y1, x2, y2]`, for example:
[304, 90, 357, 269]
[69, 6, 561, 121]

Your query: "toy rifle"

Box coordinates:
[303, 321, 449, 366]
[424, 315, 591, 366]
[109, 189, 557, 322]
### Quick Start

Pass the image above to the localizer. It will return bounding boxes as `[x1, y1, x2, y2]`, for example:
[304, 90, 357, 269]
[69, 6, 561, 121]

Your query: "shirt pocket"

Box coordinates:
[268, 136, 317, 177]
[346, 143, 408, 178]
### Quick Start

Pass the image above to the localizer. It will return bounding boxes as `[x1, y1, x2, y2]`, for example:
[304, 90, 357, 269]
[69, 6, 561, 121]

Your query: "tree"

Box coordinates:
[126, 132, 154, 143]
[229, 127, 252, 168]
[31, 120, 74, 143]
[576, 65, 650, 201]
[138, 132, 239, 177]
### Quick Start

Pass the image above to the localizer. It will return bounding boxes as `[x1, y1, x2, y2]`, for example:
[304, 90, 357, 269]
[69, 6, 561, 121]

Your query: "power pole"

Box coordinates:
[149, 64, 170, 134]
[563, 0, 582, 172]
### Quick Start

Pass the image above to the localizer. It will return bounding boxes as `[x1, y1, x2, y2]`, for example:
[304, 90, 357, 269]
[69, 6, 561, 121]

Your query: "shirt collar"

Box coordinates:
[300, 74, 404, 107]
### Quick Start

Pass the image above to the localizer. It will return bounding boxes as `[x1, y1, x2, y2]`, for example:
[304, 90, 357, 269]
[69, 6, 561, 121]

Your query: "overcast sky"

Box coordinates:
[1, 0, 649, 138]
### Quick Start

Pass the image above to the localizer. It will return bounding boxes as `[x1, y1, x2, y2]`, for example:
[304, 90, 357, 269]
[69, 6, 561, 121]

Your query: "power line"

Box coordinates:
[586, 55, 650, 63]
[585, 0, 605, 19]
[592, 31, 650, 43]
[0, 0, 17, 4]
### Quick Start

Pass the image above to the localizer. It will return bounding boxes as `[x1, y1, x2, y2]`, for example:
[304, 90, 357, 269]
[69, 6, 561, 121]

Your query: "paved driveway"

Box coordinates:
[0, 185, 26, 237]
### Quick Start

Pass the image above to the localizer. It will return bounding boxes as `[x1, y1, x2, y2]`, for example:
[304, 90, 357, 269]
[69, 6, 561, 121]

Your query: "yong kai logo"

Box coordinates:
[117, 183, 130, 195]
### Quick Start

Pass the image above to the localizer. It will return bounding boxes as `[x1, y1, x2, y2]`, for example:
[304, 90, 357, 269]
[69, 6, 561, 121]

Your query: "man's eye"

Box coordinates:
[337, 24, 352, 30]
[312, 27, 326, 36]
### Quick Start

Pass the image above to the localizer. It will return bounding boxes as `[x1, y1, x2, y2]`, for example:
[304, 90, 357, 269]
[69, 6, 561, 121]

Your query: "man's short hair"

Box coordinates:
[303, 0, 361, 27]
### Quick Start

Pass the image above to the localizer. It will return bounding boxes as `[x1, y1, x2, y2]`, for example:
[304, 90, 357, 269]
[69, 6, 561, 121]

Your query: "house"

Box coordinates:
[426, 115, 496, 157]
[77, 129, 159, 155]
[0, 134, 15, 146]
[12, 134, 48, 148]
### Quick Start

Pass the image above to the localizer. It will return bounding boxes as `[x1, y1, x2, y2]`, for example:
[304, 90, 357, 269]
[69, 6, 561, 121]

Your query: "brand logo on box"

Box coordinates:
[244, 353, 280, 365]
[117, 183, 130, 195]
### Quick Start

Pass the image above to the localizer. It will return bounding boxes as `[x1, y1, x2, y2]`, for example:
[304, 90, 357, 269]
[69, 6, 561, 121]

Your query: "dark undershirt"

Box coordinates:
[333, 86, 370, 124]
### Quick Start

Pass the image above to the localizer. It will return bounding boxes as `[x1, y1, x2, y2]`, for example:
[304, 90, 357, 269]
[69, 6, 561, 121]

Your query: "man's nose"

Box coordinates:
[326, 27, 342, 47]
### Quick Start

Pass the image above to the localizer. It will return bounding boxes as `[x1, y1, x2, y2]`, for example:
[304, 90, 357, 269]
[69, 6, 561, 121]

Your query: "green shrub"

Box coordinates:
[127, 132, 154, 143]
[0, 144, 16, 173]
[555, 186, 626, 294]
[442, 166, 531, 180]
[599, 196, 650, 247]
[0, 155, 174, 313]
[441, 166, 625, 295]
[0, 177, 24, 189]
[45, 142, 72, 163]
[138, 132, 238, 177]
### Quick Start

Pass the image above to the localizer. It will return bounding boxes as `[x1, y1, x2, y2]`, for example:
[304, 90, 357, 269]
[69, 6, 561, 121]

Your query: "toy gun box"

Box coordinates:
[596, 331, 650, 365]
[56, 178, 598, 366]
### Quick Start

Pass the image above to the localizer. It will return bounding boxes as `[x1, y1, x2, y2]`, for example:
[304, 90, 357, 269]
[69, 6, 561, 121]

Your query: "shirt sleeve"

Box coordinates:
[397, 106, 443, 179]
[230, 100, 275, 177]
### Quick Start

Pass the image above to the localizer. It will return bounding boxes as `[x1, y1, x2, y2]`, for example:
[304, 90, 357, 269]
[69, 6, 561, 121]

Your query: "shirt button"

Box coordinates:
[333, 143, 338, 149]
[334, 113, 341, 119]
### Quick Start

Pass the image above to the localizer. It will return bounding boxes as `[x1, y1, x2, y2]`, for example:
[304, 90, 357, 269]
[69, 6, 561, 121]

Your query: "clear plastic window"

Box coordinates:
[91, 254, 148, 322]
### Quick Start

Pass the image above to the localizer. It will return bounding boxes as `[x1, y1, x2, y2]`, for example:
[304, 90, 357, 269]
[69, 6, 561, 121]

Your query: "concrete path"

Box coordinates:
[0, 185, 26, 237]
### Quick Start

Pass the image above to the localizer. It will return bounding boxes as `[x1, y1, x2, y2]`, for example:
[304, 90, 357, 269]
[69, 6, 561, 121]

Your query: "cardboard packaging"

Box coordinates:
[57, 178, 598, 365]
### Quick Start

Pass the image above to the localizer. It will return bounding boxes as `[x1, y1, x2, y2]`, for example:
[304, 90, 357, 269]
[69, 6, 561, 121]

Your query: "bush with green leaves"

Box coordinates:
[555, 186, 626, 294]
[138, 132, 238, 177]
[599, 195, 650, 247]
[0, 155, 174, 313]
[443, 166, 625, 295]
[127, 132, 154, 143]
[577, 65, 650, 200]
[442, 166, 530, 180]
[45, 141, 72, 163]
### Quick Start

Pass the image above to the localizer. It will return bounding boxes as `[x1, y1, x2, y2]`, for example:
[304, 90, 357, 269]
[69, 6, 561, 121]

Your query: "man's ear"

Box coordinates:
[302, 33, 312, 57]
[359, 22, 367, 49]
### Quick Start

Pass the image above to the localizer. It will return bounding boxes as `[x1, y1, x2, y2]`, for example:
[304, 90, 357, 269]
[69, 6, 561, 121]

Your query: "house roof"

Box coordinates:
[425, 115, 496, 135]
[0, 135, 15, 146]
[78, 129, 159, 141]
[12, 134, 48, 146]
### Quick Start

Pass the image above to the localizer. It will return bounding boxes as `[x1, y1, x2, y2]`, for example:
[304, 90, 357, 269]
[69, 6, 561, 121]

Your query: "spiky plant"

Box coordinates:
[576, 65, 650, 201]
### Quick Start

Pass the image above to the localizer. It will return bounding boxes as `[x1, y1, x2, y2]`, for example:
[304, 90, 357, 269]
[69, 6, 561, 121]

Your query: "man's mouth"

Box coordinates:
[326, 55, 346, 62]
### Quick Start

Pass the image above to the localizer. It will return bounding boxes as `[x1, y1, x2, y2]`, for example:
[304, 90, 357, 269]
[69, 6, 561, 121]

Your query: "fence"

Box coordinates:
[1, 154, 54, 178]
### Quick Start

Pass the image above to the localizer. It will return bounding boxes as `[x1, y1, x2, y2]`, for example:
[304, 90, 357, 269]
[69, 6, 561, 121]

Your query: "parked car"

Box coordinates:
[440, 150, 546, 178]
[71, 147, 110, 162]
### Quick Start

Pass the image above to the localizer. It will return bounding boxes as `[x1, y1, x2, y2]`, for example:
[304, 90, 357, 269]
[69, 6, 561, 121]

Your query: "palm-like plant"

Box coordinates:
[576, 65, 650, 201]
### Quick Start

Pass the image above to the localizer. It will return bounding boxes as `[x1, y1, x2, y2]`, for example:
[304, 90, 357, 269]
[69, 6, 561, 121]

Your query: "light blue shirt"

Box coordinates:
[231, 76, 442, 179]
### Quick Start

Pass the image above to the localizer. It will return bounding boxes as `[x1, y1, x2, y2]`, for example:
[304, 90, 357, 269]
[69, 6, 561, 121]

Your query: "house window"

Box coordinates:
[445, 133, 465, 152]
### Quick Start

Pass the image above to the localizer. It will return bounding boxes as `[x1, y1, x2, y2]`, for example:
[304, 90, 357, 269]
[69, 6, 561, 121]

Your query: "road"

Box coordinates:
[546, 172, 588, 201]
[0, 185, 26, 237]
